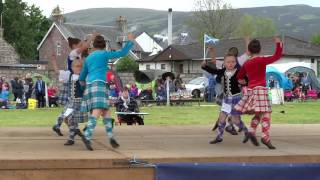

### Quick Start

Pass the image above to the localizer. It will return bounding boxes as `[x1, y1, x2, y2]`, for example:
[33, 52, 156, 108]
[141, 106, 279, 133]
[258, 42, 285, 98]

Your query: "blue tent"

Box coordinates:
[266, 66, 293, 90]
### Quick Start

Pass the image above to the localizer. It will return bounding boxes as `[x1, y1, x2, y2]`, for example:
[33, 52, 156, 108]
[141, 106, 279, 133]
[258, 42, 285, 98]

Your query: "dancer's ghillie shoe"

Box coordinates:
[81, 136, 93, 151]
[52, 126, 63, 136]
[247, 133, 259, 146]
[209, 137, 223, 144]
[64, 140, 75, 146]
[261, 138, 276, 150]
[243, 132, 250, 143]
[225, 125, 238, 135]
[110, 138, 120, 148]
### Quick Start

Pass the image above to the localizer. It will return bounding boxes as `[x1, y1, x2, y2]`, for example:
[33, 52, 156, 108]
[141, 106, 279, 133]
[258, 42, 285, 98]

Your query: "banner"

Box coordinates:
[156, 163, 320, 180]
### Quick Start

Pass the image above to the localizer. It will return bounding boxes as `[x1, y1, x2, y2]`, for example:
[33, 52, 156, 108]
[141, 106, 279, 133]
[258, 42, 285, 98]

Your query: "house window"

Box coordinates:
[146, 64, 151, 70]
[161, 64, 166, 70]
[56, 42, 61, 56]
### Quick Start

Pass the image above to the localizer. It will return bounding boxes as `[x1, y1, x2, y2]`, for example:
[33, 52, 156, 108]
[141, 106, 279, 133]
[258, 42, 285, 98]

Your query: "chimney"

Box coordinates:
[168, 8, 173, 46]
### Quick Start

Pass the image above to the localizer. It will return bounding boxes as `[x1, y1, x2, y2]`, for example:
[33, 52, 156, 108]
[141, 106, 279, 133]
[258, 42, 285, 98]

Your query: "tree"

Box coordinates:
[232, 14, 277, 38]
[2, 0, 51, 60]
[188, 0, 240, 40]
[115, 56, 139, 72]
[312, 34, 320, 45]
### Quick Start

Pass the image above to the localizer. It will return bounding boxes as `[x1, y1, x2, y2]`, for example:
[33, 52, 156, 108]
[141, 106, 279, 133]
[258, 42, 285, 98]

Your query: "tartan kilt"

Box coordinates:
[81, 81, 109, 112]
[57, 82, 69, 105]
[64, 98, 88, 123]
[222, 94, 242, 115]
[235, 86, 272, 114]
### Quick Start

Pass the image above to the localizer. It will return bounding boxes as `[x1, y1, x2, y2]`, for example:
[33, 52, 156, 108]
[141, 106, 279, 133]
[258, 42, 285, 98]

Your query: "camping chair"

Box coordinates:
[307, 89, 318, 101]
[284, 90, 294, 102]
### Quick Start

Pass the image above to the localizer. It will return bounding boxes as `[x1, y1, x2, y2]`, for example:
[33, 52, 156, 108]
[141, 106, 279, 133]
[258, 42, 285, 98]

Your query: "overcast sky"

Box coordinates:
[23, 0, 320, 17]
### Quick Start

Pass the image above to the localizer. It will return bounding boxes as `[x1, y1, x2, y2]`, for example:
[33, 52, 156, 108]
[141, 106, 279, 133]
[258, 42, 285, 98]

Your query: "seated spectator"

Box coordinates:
[156, 85, 166, 105]
[115, 87, 144, 125]
[130, 83, 139, 98]
[301, 72, 311, 94]
[0, 82, 10, 109]
[48, 85, 58, 107]
[140, 87, 154, 100]
[174, 74, 184, 92]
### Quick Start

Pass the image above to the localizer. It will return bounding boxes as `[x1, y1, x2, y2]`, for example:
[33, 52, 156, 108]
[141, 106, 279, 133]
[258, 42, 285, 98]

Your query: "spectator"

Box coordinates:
[156, 77, 164, 89]
[268, 76, 275, 89]
[11, 77, 24, 101]
[164, 76, 175, 98]
[0, 76, 5, 92]
[156, 85, 166, 105]
[35, 76, 46, 108]
[109, 83, 118, 98]
[130, 83, 139, 98]
[140, 86, 154, 100]
[301, 72, 311, 94]
[173, 74, 184, 92]
[206, 75, 216, 102]
[0, 82, 10, 109]
[48, 85, 58, 107]
[24, 75, 34, 106]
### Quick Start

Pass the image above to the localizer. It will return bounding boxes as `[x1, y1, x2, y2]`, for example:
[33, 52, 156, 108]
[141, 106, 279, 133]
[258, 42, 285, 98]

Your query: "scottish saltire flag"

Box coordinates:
[204, 34, 219, 45]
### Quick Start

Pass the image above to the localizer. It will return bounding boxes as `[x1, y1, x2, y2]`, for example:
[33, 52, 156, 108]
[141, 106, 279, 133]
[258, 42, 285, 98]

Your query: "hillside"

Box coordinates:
[64, 5, 320, 40]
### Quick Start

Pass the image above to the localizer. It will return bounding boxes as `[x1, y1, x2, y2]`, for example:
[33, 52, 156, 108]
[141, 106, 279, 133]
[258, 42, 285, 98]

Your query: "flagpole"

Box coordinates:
[203, 34, 206, 61]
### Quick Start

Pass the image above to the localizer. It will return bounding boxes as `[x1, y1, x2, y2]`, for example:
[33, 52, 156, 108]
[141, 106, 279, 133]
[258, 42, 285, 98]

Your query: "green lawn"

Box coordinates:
[0, 101, 320, 127]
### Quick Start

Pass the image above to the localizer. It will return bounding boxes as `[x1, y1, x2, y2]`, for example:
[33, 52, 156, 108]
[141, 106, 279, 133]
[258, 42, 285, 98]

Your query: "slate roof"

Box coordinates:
[37, 22, 142, 52]
[142, 36, 320, 62]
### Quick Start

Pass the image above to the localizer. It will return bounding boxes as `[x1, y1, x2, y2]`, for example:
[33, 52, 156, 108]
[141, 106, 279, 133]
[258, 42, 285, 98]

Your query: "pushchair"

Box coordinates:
[115, 97, 144, 125]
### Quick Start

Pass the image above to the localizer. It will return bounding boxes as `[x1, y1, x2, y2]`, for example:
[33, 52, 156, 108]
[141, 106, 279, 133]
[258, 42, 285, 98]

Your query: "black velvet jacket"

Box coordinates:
[202, 65, 241, 96]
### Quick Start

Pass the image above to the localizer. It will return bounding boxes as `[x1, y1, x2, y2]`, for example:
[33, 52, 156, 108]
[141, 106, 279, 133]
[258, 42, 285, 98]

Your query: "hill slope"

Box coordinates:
[64, 5, 320, 40]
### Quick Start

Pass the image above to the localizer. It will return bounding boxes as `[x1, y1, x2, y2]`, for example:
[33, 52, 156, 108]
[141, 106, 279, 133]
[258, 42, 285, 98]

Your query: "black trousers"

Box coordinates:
[36, 94, 45, 108]
[13, 93, 23, 101]
[49, 97, 58, 107]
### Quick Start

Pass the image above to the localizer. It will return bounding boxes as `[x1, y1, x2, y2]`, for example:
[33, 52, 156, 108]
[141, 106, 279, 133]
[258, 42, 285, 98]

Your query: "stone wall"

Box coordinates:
[0, 68, 55, 83]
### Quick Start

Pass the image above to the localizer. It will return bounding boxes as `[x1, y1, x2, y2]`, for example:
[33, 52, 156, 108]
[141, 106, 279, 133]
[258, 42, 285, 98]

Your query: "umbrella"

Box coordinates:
[162, 72, 175, 81]
[134, 70, 167, 84]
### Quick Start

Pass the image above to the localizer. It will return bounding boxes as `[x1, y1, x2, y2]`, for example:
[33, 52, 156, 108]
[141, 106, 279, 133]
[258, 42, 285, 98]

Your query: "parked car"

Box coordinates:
[185, 77, 209, 98]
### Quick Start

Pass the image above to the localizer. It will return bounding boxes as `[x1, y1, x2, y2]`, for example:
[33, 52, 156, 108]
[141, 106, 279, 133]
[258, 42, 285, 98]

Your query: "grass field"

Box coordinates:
[0, 101, 320, 127]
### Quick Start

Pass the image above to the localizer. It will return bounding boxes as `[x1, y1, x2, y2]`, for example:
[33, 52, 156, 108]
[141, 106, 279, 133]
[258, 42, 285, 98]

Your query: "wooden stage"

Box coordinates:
[0, 124, 319, 180]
